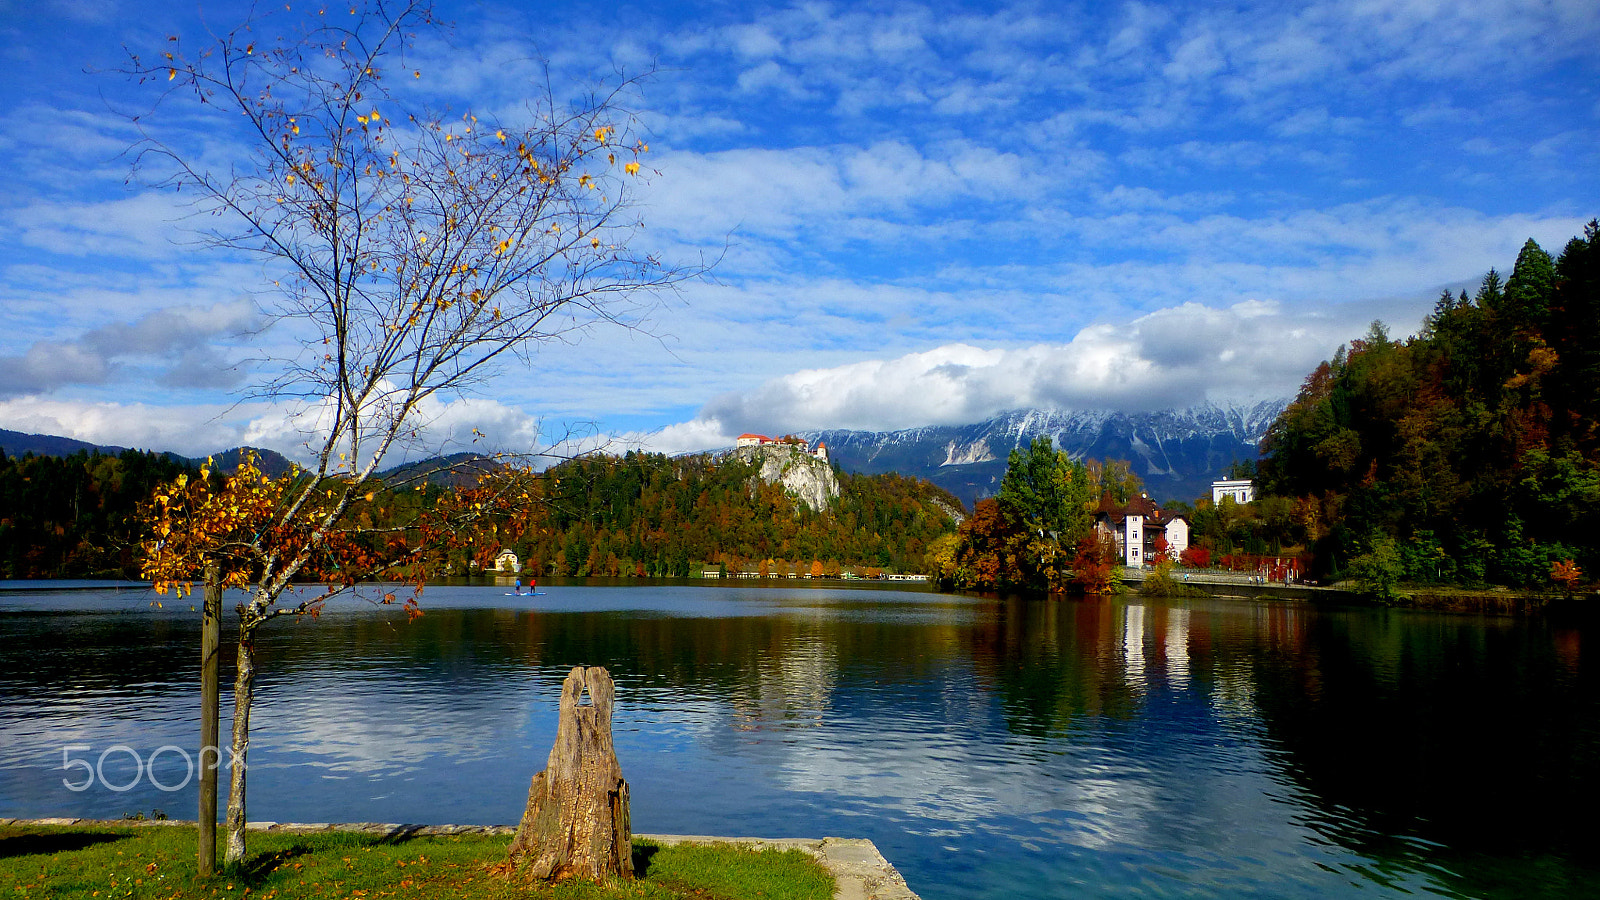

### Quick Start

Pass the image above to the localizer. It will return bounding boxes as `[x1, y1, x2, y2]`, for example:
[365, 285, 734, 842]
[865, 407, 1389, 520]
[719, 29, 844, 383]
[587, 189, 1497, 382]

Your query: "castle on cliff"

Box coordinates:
[736, 433, 828, 463]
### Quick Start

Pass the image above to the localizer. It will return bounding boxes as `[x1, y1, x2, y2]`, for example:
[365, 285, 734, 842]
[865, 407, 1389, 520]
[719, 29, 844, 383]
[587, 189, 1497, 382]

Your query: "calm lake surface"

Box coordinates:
[1, 582, 1596, 899]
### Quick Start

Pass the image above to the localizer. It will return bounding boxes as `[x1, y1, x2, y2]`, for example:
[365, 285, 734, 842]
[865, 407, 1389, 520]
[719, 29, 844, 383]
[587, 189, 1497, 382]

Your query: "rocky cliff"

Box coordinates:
[731, 443, 840, 511]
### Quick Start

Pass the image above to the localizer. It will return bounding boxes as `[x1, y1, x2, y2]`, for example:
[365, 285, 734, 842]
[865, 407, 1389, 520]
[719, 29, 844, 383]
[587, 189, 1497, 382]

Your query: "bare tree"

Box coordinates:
[126, 0, 690, 867]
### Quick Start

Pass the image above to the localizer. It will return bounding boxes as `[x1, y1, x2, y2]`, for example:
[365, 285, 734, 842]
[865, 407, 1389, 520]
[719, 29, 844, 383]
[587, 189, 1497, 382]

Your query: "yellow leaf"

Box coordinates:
[591, 237, 600, 248]
[168, 68, 176, 80]
[495, 129, 506, 142]
[625, 162, 640, 176]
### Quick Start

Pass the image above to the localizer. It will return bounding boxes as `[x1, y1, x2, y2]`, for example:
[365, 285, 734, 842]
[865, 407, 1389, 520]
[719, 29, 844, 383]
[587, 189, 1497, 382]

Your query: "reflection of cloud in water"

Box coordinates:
[248, 671, 529, 777]
[0, 687, 198, 768]
[761, 694, 1160, 850]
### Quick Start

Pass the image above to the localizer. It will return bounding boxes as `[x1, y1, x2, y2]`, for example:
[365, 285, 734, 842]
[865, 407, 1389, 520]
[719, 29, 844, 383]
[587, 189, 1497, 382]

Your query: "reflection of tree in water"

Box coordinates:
[968, 598, 1178, 737]
[1242, 608, 1600, 897]
[0, 608, 196, 702]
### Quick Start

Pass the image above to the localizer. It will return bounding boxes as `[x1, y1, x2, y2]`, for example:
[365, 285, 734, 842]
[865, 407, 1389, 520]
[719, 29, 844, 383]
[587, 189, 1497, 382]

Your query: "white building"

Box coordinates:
[736, 432, 830, 462]
[1211, 479, 1255, 504]
[1094, 494, 1190, 567]
[494, 548, 521, 573]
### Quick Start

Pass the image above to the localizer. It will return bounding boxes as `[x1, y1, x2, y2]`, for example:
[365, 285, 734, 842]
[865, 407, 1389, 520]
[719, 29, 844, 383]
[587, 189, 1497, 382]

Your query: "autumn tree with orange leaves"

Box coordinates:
[125, 0, 691, 869]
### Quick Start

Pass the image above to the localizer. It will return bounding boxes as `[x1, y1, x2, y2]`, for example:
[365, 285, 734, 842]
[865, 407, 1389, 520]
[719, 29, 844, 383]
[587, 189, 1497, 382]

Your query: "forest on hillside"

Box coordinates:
[939, 222, 1600, 596]
[0, 446, 963, 580]
[0, 449, 199, 578]
[1257, 220, 1600, 589]
[481, 451, 963, 577]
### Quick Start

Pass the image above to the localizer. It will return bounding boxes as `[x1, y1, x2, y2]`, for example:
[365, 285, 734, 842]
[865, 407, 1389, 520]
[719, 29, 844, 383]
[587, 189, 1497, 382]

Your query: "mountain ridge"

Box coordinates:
[0, 428, 298, 478]
[793, 400, 1287, 508]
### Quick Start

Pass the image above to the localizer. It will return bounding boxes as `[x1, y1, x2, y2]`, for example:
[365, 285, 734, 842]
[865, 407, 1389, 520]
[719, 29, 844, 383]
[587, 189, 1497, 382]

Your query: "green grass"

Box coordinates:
[0, 824, 835, 900]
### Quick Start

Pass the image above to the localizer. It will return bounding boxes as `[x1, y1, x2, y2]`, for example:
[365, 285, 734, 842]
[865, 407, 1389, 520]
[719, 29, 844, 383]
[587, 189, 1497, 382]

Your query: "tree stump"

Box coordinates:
[505, 666, 633, 882]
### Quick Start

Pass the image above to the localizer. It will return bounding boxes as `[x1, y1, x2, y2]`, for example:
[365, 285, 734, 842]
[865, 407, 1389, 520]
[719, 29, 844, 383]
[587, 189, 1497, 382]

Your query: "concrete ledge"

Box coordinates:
[0, 819, 921, 900]
[642, 834, 920, 900]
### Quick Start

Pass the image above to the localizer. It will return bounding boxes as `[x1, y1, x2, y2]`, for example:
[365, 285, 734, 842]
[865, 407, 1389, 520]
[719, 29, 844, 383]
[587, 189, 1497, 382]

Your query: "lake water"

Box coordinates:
[1, 582, 1596, 899]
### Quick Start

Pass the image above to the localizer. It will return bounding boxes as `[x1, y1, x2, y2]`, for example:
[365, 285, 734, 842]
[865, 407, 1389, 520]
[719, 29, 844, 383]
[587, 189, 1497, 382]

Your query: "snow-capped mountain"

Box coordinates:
[800, 400, 1288, 510]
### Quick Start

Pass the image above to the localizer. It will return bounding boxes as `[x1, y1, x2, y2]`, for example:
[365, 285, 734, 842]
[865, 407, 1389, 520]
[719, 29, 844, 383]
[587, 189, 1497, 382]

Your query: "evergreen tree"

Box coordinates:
[1504, 238, 1557, 332]
[1551, 221, 1600, 449]
[997, 437, 1092, 542]
[1256, 224, 1600, 588]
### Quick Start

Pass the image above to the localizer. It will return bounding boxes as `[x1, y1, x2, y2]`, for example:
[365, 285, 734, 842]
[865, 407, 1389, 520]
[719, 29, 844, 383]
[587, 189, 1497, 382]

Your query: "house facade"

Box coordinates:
[1093, 494, 1190, 567]
[1211, 479, 1255, 504]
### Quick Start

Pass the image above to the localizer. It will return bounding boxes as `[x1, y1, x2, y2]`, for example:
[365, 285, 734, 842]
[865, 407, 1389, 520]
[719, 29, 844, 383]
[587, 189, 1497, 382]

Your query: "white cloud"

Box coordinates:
[0, 342, 112, 397]
[735, 61, 809, 97]
[1163, 31, 1227, 83]
[613, 417, 737, 457]
[0, 300, 259, 398]
[0, 396, 249, 456]
[626, 296, 1398, 451]
[726, 23, 782, 60]
[0, 385, 553, 465]
[239, 387, 549, 468]
[11, 193, 196, 260]
[638, 141, 1034, 245]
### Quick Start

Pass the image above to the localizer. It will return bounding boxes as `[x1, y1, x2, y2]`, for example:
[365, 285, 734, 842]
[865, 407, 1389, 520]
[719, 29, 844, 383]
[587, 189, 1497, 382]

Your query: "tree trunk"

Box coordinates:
[223, 627, 255, 867]
[198, 566, 222, 876]
[506, 666, 632, 882]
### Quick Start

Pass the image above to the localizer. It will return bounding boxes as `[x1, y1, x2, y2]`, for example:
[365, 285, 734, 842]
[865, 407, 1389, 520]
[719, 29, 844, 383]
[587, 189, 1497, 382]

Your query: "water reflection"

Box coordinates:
[1, 586, 1597, 899]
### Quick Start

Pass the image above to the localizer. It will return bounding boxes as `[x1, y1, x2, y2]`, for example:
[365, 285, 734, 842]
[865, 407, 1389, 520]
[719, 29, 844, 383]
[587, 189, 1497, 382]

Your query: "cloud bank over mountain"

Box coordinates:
[633, 296, 1409, 454]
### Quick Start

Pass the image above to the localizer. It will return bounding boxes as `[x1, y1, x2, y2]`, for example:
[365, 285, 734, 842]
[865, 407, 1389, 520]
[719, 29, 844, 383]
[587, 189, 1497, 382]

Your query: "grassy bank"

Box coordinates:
[0, 823, 835, 900]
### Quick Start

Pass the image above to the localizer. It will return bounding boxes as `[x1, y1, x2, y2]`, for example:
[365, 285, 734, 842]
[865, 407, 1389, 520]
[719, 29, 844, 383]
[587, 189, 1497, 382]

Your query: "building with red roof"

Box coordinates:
[1093, 493, 1189, 567]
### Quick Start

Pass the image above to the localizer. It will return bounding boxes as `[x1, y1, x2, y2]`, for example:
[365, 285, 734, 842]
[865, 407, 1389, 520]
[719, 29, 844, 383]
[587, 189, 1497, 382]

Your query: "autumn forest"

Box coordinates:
[3, 223, 1597, 595]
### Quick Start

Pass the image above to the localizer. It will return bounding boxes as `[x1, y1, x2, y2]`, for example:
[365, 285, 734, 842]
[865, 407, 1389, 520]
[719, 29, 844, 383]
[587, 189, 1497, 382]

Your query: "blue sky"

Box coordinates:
[0, 0, 1596, 461]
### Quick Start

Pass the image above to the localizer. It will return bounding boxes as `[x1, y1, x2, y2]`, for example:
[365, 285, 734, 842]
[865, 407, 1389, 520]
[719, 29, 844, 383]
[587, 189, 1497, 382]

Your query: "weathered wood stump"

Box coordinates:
[505, 666, 633, 882]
